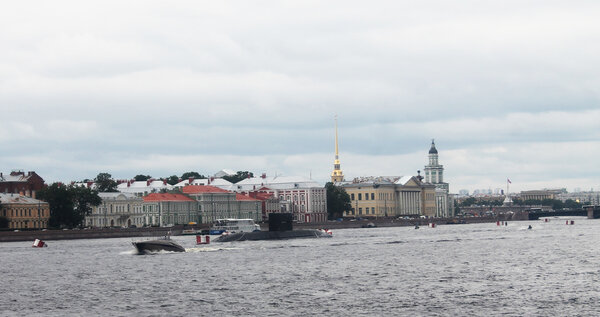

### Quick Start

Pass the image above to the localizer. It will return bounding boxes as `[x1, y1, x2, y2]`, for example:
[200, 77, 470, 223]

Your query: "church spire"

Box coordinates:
[331, 116, 344, 183]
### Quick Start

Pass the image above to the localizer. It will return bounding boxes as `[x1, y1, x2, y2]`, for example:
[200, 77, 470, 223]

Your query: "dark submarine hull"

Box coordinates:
[214, 229, 332, 242]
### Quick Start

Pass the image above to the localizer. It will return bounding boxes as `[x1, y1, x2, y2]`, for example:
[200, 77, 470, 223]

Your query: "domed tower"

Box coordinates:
[425, 140, 444, 184]
[424, 139, 452, 217]
[330, 117, 344, 183]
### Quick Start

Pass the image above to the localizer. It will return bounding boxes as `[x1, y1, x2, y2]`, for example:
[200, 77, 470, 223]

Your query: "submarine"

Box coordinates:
[214, 213, 332, 242]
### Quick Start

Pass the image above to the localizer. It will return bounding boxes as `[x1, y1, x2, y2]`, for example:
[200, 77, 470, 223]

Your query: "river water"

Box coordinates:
[1, 218, 599, 316]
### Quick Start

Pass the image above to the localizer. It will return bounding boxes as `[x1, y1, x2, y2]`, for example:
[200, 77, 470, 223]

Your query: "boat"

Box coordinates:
[210, 218, 261, 235]
[181, 229, 198, 235]
[132, 234, 185, 254]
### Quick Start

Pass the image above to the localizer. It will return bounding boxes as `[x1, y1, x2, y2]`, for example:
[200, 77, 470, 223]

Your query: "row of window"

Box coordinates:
[350, 193, 376, 201]
[2, 208, 47, 218]
[9, 220, 47, 229]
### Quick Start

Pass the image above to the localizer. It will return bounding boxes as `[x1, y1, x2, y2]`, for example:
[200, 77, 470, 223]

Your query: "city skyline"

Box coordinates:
[1, 1, 598, 193]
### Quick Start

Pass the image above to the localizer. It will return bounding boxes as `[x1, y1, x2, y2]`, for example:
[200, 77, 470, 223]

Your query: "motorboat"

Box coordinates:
[132, 234, 185, 254]
[211, 218, 261, 234]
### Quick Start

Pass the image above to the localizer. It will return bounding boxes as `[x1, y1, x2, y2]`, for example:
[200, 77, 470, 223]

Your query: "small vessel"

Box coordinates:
[211, 218, 261, 234]
[132, 233, 185, 254]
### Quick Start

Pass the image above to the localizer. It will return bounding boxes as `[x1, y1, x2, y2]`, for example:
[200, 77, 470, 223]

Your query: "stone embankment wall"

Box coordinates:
[1, 213, 530, 242]
[0, 226, 184, 242]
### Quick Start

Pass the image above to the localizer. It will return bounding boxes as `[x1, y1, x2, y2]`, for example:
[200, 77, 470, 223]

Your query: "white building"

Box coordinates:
[173, 177, 233, 189]
[117, 180, 173, 197]
[86, 192, 144, 228]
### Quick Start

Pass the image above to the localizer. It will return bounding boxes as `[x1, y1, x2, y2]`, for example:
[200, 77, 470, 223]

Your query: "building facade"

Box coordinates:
[520, 190, 561, 201]
[232, 176, 328, 223]
[117, 179, 174, 197]
[342, 176, 436, 218]
[86, 193, 144, 228]
[0, 193, 50, 229]
[181, 185, 262, 223]
[0, 171, 45, 199]
[557, 191, 600, 205]
[142, 193, 199, 227]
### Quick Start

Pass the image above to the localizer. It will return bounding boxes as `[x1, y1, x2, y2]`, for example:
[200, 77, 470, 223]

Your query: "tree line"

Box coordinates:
[90, 171, 256, 192]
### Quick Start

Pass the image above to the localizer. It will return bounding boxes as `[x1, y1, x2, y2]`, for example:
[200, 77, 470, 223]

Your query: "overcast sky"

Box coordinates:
[1, 1, 599, 193]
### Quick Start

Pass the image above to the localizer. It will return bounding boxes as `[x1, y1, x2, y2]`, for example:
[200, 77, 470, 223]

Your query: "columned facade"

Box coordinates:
[342, 176, 436, 218]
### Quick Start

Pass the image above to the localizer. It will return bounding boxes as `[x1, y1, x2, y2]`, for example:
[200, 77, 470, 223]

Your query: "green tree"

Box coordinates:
[95, 172, 118, 192]
[165, 175, 180, 185]
[564, 199, 583, 209]
[71, 186, 102, 225]
[181, 171, 206, 180]
[325, 182, 351, 220]
[134, 174, 152, 181]
[223, 171, 253, 184]
[38, 183, 101, 228]
[460, 197, 477, 207]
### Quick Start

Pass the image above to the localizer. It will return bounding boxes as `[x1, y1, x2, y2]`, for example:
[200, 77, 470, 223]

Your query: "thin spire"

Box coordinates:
[335, 115, 339, 158]
[331, 115, 344, 183]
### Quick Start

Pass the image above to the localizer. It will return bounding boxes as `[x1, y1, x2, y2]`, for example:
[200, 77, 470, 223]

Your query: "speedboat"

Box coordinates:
[132, 235, 185, 254]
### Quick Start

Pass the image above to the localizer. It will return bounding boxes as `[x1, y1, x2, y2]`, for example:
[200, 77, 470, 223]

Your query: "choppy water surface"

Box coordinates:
[1, 219, 600, 316]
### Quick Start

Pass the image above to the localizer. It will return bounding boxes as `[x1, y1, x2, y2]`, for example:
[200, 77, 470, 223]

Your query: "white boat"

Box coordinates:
[211, 218, 260, 234]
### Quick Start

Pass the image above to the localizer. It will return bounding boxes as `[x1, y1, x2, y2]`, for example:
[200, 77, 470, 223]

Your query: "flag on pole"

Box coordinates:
[507, 178, 512, 184]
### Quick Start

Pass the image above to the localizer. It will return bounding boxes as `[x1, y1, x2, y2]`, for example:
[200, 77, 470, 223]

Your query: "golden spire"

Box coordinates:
[331, 115, 344, 183]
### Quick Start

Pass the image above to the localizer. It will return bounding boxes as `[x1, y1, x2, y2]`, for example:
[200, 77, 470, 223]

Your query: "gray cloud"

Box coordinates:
[1, 1, 599, 192]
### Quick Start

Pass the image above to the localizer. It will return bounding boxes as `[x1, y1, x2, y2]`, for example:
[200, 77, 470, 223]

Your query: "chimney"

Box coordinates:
[87, 181, 93, 188]
[163, 179, 167, 185]
[189, 177, 194, 184]
[261, 173, 266, 179]
[127, 181, 131, 187]
[146, 180, 151, 186]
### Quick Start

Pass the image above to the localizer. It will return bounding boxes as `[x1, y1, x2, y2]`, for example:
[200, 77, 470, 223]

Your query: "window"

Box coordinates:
[358, 193, 362, 200]
[365, 193, 369, 201]
[358, 208, 362, 215]
[351, 193, 355, 200]
[371, 193, 375, 200]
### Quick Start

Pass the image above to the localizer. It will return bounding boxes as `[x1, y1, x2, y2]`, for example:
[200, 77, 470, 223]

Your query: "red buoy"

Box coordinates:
[196, 235, 210, 245]
[32, 239, 47, 248]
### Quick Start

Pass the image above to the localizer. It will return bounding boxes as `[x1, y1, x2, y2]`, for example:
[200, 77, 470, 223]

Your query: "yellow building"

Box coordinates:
[342, 176, 436, 218]
[0, 193, 50, 229]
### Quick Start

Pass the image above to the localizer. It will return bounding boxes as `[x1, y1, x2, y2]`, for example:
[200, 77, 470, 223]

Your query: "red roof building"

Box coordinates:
[142, 193, 198, 226]
[0, 171, 45, 199]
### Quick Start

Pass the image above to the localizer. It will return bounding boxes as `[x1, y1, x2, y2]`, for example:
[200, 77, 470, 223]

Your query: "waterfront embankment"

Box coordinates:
[0, 213, 528, 242]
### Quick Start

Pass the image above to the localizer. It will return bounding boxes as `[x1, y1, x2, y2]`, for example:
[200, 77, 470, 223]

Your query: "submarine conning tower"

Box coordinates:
[269, 213, 294, 232]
